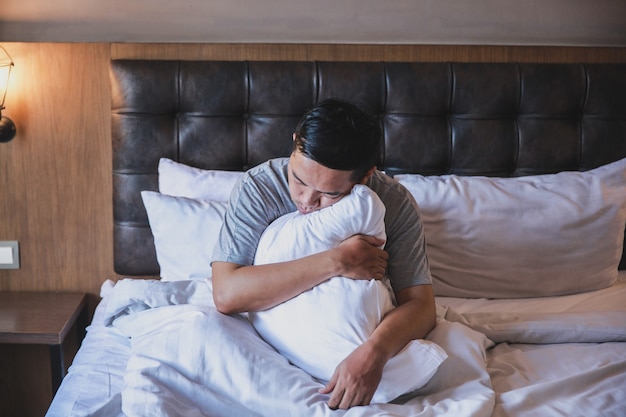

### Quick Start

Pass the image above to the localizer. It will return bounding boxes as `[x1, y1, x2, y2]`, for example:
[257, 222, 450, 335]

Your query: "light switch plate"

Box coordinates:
[0, 241, 20, 269]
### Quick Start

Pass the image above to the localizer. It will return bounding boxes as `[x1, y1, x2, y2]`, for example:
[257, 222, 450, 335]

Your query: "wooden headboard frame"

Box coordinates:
[110, 60, 626, 276]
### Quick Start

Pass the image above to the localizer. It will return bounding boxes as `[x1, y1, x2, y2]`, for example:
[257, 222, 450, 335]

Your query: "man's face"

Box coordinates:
[288, 151, 358, 214]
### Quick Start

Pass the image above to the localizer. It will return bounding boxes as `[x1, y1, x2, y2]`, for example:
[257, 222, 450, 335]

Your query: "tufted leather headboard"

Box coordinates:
[110, 60, 626, 276]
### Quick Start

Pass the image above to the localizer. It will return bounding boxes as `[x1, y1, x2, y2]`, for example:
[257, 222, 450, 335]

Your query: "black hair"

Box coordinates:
[293, 98, 382, 182]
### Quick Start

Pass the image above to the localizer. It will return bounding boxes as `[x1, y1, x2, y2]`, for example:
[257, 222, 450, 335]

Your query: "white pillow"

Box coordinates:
[396, 157, 626, 299]
[158, 157, 244, 201]
[248, 185, 448, 404]
[141, 191, 227, 281]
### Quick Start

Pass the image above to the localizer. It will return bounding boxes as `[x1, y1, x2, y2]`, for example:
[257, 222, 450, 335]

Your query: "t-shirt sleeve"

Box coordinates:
[372, 176, 433, 291]
[212, 160, 295, 266]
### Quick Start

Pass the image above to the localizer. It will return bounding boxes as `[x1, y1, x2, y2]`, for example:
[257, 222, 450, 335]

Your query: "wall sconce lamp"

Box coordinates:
[0, 45, 16, 143]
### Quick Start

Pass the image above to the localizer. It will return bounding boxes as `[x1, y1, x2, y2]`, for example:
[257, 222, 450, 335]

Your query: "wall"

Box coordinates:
[0, 43, 112, 297]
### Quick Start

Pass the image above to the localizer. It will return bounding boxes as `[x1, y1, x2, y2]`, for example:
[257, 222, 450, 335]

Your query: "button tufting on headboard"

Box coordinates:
[110, 60, 626, 276]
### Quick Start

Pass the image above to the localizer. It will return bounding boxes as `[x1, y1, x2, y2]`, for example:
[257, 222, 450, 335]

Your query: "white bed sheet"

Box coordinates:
[437, 271, 626, 417]
[45, 273, 626, 417]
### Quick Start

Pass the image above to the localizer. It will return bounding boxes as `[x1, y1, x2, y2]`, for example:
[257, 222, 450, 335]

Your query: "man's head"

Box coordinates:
[289, 99, 381, 214]
[293, 98, 382, 182]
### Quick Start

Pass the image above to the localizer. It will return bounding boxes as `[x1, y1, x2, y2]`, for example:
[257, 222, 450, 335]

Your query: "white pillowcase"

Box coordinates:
[145, 158, 244, 281]
[141, 191, 227, 281]
[158, 157, 244, 201]
[249, 185, 447, 404]
[396, 157, 626, 299]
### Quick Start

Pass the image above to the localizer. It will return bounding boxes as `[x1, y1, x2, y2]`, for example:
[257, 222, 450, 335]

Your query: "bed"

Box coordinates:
[45, 60, 626, 417]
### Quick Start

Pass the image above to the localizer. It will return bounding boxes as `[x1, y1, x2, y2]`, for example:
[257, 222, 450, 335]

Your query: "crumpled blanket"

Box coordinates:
[99, 278, 495, 417]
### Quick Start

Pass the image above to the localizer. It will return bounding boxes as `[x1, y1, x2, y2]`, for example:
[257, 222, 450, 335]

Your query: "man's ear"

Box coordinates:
[359, 166, 377, 184]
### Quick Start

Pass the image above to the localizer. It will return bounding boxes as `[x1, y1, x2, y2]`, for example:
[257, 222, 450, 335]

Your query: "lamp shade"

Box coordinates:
[0, 45, 15, 143]
[0, 46, 13, 109]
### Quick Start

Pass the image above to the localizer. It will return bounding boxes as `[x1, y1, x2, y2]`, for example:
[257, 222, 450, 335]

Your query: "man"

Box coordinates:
[211, 98, 436, 409]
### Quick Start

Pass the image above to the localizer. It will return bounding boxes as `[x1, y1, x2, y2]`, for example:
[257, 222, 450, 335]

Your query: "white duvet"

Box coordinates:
[101, 278, 494, 417]
[91, 184, 626, 416]
[89, 277, 626, 417]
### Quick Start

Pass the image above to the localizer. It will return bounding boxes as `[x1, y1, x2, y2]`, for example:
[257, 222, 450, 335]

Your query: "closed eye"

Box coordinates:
[292, 169, 347, 199]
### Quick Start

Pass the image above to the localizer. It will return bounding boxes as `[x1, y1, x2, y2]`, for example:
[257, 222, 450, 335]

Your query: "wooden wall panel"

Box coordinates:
[0, 43, 112, 297]
[111, 43, 626, 62]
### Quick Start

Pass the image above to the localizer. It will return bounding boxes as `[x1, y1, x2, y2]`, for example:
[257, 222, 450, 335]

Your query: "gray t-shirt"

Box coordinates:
[212, 158, 432, 291]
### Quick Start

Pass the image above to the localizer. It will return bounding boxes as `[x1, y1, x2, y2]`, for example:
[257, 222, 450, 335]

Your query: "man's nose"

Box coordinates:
[300, 190, 318, 207]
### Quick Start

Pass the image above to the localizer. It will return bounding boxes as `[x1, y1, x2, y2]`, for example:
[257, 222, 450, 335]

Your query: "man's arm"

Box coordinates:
[320, 284, 436, 409]
[212, 234, 388, 314]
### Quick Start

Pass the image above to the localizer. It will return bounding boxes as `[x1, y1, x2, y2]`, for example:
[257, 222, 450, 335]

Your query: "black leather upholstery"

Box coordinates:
[110, 60, 626, 276]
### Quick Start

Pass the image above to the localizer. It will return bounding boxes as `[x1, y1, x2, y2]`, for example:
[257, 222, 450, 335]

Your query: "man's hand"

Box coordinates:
[319, 340, 387, 409]
[212, 234, 388, 314]
[335, 235, 388, 281]
[319, 285, 437, 409]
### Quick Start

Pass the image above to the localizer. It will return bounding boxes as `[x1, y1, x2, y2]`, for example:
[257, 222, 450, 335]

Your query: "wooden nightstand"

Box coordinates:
[0, 291, 88, 394]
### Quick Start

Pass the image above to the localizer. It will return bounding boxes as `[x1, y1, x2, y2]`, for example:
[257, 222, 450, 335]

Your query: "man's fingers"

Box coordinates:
[328, 387, 346, 409]
[319, 374, 337, 394]
[362, 391, 374, 407]
[338, 391, 356, 410]
[360, 234, 386, 247]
